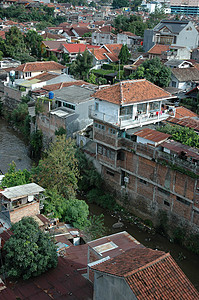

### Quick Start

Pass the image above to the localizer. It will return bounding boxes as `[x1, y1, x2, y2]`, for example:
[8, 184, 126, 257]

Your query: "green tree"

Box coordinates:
[70, 50, 93, 80]
[88, 72, 97, 84]
[5, 26, 26, 57]
[158, 124, 199, 148]
[85, 214, 105, 240]
[118, 44, 131, 64]
[2, 217, 57, 280]
[112, 0, 129, 9]
[25, 30, 42, 58]
[1, 161, 31, 188]
[30, 130, 43, 158]
[32, 135, 79, 198]
[64, 198, 89, 229]
[55, 127, 66, 136]
[147, 7, 166, 28]
[129, 57, 171, 87]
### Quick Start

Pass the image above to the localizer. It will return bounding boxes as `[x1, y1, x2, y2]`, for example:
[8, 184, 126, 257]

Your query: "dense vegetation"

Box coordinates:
[2, 217, 57, 280]
[129, 57, 171, 87]
[158, 124, 199, 148]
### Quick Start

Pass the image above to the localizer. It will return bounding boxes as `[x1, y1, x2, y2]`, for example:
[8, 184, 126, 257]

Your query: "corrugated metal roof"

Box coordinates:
[134, 128, 170, 143]
[1, 183, 45, 200]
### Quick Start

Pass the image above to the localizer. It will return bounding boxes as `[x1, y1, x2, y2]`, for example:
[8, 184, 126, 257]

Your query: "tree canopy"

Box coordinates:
[112, 0, 129, 9]
[158, 124, 199, 148]
[3, 217, 57, 280]
[1, 162, 31, 188]
[129, 57, 171, 87]
[32, 135, 79, 198]
[70, 50, 93, 80]
[118, 44, 131, 64]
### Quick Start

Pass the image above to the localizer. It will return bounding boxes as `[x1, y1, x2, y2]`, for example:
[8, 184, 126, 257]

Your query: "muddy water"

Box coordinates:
[0, 117, 199, 290]
[0, 119, 32, 173]
[88, 203, 199, 291]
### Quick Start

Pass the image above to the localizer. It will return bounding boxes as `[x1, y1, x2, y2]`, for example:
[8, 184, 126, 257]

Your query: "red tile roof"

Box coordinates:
[148, 44, 170, 55]
[93, 79, 172, 105]
[91, 248, 199, 299]
[62, 43, 87, 53]
[175, 106, 198, 119]
[14, 61, 64, 73]
[134, 128, 171, 143]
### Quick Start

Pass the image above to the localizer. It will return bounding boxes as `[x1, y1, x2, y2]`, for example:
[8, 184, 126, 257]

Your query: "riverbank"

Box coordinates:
[88, 201, 199, 291]
[1, 117, 199, 291]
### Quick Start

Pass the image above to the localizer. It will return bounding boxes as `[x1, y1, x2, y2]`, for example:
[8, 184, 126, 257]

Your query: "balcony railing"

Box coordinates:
[89, 106, 171, 129]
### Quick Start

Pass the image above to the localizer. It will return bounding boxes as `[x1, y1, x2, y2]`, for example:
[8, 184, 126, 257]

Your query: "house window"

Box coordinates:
[95, 123, 105, 130]
[95, 102, 99, 111]
[109, 128, 116, 135]
[137, 103, 147, 113]
[25, 72, 31, 77]
[176, 196, 190, 206]
[172, 81, 177, 88]
[63, 102, 75, 110]
[164, 200, 170, 207]
[106, 169, 114, 176]
[158, 187, 170, 196]
[139, 178, 147, 185]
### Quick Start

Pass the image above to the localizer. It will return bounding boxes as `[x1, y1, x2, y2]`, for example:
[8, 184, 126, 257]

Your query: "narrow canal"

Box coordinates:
[0, 118, 199, 291]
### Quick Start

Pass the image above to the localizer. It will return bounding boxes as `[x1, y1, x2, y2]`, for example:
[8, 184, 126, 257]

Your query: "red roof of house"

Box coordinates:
[91, 248, 199, 299]
[93, 79, 172, 105]
[10, 257, 93, 299]
[134, 128, 171, 143]
[148, 44, 170, 55]
[175, 106, 198, 119]
[14, 61, 64, 72]
[62, 43, 87, 53]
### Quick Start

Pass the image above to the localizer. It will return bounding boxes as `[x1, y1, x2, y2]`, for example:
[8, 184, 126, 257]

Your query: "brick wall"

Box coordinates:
[10, 202, 40, 223]
[99, 148, 199, 231]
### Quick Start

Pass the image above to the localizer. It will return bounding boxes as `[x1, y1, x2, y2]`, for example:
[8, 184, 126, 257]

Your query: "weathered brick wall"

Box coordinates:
[100, 148, 199, 231]
[10, 202, 40, 223]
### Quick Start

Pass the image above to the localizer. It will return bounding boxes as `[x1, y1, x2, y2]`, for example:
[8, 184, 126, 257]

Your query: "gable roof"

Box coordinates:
[148, 44, 170, 55]
[175, 106, 198, 119]
[62, 43, 87, 53]
[91, 247, 199, 300]
[93, 79, 172, 105]
[154, 20, 189, 34]
[172, 67, 199, 82]
[134, 128, 171, 143]
[14, 61, 64, 73]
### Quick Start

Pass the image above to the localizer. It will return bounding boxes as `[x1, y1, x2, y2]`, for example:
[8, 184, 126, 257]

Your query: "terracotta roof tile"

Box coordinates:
[148, 44, 170, 55]
[175, 106, 198, 119]
[93, 79, 172, 105]
[62, 43, 87, 53]
[92, 248, 199, 299]
[126, 254, 199, 300]
[14, 61, 64, 73]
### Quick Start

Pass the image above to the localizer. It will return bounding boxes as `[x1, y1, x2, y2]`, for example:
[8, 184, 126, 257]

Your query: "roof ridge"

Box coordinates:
[124, 252, 170, 278]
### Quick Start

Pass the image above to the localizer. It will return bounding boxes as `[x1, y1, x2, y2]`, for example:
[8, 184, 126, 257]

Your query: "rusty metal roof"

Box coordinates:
[134, 128, 170, 144]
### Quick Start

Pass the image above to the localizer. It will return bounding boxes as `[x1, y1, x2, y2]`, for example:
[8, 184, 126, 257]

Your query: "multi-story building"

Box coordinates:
[88, 79, 199, 231]
[171, 0, 199, 16]
[143, 20, 198, 52]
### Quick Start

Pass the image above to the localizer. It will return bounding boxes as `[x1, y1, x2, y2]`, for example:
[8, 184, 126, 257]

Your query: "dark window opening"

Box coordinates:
[176, 196, 190, 206]
[139, 178, 147, 185]
[117, 151, 125, 161]
[164, 200, 170, 207]
[158, 187, 170, 196]
[107, 169, 114, 177]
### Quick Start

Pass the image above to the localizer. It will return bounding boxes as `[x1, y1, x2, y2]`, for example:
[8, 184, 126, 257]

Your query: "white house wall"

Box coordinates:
[95, 99, 119, 123]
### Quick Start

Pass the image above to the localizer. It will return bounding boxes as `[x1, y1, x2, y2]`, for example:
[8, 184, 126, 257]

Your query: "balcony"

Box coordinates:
[89, 106, 171, 130]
